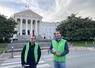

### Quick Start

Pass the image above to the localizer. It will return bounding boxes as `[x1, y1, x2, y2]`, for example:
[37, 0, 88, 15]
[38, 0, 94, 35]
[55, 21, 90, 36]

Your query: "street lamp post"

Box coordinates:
[11, 39, 14, 58]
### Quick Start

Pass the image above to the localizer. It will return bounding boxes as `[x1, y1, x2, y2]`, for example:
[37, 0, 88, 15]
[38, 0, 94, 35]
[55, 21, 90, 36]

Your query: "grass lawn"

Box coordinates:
[0, 43, 8, 54]
[69, 40, 95, 47]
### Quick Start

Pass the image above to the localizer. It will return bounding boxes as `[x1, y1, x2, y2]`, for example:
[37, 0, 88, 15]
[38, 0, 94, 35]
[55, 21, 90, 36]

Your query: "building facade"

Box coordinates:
[13, 9, 59, 40]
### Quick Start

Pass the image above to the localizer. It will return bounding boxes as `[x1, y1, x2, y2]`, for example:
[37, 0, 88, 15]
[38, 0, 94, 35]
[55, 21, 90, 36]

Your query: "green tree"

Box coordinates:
[57, 14, 95, 41]
[0, 14, 17, 43]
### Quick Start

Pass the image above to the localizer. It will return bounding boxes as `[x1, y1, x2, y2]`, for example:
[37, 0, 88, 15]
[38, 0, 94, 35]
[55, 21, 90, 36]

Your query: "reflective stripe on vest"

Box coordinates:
[52, 39, 66, 62]
[24, 43, 38, 64]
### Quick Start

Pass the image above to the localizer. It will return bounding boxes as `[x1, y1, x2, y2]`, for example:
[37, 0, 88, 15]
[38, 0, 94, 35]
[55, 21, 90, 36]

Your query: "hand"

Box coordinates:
[55, 52, 61, 56]
[52, 50, 56, 55]
[51, 49, 56, 55]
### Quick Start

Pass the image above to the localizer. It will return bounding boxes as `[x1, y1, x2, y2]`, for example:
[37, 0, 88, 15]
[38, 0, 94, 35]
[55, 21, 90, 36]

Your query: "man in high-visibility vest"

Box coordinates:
[21, 36, 41, 68]
[50, 31, 69, 68]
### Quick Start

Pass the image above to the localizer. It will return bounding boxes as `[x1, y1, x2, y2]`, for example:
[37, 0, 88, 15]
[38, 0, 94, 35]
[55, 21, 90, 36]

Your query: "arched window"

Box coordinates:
[33, 20, 35, 25]
[22, 29, 26, 35]
[37, 20, 40, 23]
[22, 19, 26, 24]
[17, 18, 20, 22]
[28, 19, 31, 24]
[28, 30, 30, 35]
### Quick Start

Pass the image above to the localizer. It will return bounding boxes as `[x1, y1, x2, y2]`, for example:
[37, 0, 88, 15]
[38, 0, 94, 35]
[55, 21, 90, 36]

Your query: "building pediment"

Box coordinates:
[14, 9, 42, 19]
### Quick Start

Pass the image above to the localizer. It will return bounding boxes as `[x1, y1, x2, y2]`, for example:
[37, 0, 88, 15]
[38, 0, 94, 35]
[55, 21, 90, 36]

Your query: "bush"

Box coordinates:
[0, 43, 8, 54]
[0, 38, 10, 43]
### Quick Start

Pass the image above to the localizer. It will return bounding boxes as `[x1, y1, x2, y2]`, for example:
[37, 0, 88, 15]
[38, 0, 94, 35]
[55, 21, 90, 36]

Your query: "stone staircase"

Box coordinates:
[17, 35, 43, 40]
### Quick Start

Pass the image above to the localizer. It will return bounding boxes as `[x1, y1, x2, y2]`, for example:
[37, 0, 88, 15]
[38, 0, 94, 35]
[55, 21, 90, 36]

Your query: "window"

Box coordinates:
[37, 20, 40, 23]
[28, 30, 30, 35]
[28, 19, 31, 24]
[33, 30, 35, 36]
[17, 18, 20, 22]
[33, 20, 35, 25]
[22, 29, 26, 35]
[22, 19, 26, 24]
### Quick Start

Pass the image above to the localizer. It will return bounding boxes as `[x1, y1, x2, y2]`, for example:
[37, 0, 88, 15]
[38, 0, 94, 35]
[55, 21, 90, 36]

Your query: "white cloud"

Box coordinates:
[0, 6, 15, 17]
[77, 8, 95, 20]
[0, 0, 40, 17]
[43, 0, 72, 22]
[0, 0, 95, 22]
[44, 0, 95, 22]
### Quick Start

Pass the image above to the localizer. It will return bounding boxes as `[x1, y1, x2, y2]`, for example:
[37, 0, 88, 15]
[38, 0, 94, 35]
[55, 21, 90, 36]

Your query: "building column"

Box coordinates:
[35, 20, 38, 36]
[26, 19, 28, 36]
[20, 19, 22, 35]
[37, 21, 40, 35]
[30, 20, 33, 36]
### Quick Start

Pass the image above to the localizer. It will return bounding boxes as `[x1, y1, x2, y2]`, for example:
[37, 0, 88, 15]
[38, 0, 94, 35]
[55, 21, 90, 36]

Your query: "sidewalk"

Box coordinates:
[0, 46, 94, 64]
[0, 52, 11, 64]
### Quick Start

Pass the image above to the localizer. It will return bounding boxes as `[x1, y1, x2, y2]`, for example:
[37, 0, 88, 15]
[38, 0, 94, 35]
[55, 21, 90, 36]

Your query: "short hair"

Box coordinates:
[54, 31, 61, 35]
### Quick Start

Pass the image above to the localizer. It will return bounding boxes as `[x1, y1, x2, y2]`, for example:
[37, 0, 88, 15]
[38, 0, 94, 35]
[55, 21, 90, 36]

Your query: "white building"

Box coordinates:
[13, 9, 59, 40]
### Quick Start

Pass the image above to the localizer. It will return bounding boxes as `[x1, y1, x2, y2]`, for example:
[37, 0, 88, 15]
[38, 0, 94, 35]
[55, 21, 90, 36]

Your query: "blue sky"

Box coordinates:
[0, 0, 95, 22]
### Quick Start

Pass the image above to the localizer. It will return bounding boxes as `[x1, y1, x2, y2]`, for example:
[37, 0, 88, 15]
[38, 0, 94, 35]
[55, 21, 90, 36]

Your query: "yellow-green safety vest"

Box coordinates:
[52, 39, 66, 62]
[24, 42, 38, 64]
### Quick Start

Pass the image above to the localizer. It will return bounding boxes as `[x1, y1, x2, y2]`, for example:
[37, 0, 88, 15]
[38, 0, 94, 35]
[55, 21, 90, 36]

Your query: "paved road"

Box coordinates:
[0, 48, 95, 68]
[8, 41, 51, 49]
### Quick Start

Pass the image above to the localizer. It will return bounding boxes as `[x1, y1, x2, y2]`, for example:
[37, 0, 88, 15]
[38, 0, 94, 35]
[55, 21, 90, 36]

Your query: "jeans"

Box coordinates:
[54, 61, 66, 68]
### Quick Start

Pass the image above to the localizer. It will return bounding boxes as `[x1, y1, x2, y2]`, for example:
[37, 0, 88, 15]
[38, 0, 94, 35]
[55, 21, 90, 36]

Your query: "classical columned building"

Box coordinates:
[12, 9, 59, 40]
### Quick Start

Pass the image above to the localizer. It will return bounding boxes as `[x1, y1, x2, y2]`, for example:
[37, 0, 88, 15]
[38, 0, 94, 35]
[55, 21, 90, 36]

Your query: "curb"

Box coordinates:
[5, 47, 93, 53]
[5, 47, 49, 53]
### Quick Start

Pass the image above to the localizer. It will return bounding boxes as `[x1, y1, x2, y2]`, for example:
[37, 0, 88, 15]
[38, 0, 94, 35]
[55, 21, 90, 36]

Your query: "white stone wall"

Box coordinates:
[39, 22, 59, 39]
